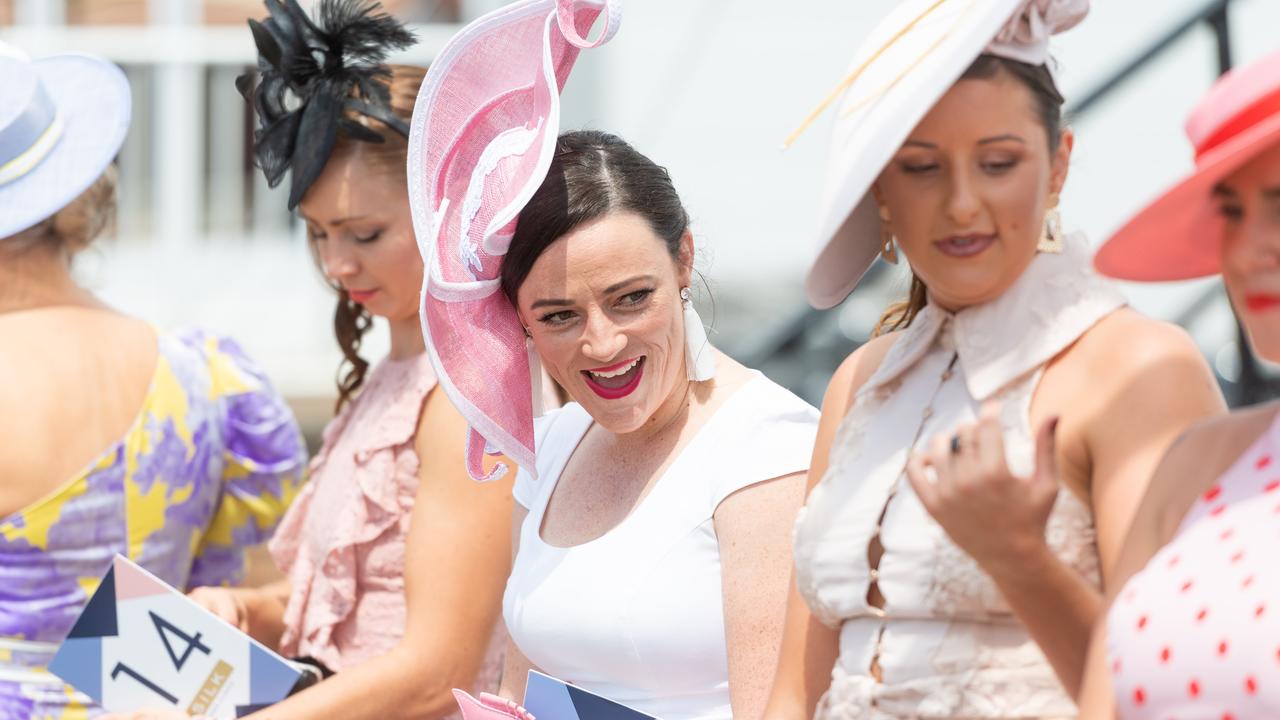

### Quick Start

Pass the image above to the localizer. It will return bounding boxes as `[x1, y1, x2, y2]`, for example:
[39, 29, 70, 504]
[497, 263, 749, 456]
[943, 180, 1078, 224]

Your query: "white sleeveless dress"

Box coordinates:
[505, 372, 819, 720]
[793, 233, 1126, 719]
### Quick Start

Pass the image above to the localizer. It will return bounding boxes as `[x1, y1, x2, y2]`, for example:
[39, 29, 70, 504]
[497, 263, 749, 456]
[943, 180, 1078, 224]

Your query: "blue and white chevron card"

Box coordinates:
[48, 555, 301, 718]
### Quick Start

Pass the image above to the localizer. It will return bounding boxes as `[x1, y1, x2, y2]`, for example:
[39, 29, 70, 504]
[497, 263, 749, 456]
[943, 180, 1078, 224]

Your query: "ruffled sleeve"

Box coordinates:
[185, 330, 307, 588]
[270, 355, 437, 669]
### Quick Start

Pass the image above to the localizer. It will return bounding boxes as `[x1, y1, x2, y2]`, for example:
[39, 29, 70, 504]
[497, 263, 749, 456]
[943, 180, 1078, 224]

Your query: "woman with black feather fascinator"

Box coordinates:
[104, 2, 513, 719]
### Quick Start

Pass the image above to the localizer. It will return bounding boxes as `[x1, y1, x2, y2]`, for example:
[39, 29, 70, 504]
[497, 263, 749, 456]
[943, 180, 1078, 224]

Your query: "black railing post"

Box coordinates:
[1207, 3, 1233, 75]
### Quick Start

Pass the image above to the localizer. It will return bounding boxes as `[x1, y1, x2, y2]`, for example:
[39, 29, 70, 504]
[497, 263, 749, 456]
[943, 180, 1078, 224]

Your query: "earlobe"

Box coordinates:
[678, 230, 695, 285]
[870, 182, 885, 206]
[1051, 129, 1075, 194]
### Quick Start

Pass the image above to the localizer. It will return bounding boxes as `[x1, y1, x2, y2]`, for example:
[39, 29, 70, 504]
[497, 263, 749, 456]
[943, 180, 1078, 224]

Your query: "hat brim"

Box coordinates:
[803, 0, 1029, 309]
[1094, 113, 1280, 282]
[0, 54, 131, 240]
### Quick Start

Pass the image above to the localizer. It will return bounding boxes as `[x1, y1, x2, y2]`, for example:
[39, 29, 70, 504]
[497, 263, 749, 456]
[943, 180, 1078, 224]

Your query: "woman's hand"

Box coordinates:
[905, 401, 1061, 576]
[187, 586, 250, 634]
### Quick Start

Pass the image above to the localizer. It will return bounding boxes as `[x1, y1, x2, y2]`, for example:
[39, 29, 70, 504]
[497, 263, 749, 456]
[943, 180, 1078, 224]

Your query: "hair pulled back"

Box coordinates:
[500, 130, 691, 307]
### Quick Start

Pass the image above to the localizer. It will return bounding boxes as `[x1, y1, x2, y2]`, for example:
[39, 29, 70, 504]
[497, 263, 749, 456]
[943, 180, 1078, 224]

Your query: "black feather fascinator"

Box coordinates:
[237, 0, 416, 209]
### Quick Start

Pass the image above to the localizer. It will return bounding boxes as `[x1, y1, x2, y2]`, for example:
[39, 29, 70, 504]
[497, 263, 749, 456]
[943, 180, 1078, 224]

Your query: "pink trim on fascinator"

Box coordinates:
[408, 0, 620, 481]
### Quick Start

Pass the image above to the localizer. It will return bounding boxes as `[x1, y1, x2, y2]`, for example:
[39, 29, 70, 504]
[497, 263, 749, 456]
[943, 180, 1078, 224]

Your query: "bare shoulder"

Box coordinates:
[1145, 403, 1279, 538]
[415, 384, 515, 492]
[0, 306, 154, 352]
[1054, 308, 1219, 416]
[826, 332, 898, 415]
[1072, 308, 1205, 373]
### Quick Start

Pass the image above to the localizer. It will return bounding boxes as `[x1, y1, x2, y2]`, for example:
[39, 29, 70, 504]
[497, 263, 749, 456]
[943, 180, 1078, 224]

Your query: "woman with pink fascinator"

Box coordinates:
[765, 1, 1225, 718]
[409, 2, 818, 719]
[1073, 49, 1280, 719]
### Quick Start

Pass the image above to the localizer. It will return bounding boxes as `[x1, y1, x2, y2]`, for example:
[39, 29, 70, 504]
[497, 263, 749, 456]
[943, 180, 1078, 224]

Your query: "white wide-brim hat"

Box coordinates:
[799, 0, 1088, 309]
[0, 48, 131, 240]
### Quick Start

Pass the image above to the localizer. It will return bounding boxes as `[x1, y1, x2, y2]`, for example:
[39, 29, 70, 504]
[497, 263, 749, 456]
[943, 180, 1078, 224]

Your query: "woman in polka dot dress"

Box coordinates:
[1071, 50, 1280, 718]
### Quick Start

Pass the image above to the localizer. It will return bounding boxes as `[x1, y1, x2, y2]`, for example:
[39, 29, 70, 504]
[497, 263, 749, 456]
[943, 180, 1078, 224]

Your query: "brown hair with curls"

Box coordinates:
[316, 63, 426, 412]
[872, 54, 1065, 337]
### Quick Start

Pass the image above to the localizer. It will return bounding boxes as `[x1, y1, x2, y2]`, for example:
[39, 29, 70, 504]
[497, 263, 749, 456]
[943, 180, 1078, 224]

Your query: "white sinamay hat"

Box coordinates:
[796, 0, 1088, 309]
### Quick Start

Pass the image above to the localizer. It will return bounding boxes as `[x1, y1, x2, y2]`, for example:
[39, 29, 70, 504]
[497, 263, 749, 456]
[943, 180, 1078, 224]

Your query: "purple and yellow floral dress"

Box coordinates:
[0, 329, 308, 719]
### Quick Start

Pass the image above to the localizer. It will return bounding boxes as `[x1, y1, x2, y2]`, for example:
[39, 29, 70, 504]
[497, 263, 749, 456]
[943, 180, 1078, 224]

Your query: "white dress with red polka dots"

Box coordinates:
[1107, 412, 1280, 719]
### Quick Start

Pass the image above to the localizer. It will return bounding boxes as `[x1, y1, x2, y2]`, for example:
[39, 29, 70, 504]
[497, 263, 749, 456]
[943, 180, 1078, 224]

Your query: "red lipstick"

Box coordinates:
[1244, 293, 1280, 313]
[581, 356, 645, 400]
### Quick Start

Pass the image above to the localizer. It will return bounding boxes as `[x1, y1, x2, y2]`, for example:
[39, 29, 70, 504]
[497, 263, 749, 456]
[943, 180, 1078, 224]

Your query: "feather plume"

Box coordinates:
[238, 0, 416, 209]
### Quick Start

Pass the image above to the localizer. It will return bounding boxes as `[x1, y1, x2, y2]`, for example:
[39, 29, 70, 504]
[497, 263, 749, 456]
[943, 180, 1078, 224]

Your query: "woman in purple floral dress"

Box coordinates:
[0, 49, 307, 719]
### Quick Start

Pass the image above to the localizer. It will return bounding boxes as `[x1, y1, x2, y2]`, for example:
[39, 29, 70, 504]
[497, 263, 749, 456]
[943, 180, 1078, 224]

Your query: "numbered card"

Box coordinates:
[49, 555, 301, 718]
[522, 671, 657, 720]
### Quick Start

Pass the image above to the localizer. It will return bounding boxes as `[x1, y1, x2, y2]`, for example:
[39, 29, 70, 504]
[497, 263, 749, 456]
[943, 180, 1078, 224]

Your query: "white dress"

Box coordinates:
[505, 372, 819, 720]
[793, 233, 1126, 719]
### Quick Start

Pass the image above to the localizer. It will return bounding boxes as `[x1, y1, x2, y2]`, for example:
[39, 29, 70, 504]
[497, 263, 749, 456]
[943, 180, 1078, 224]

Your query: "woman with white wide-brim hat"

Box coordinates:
[1075, 49, 1280, 719]
[764, 1, 1226, 718]
[0, 46, 307, 719]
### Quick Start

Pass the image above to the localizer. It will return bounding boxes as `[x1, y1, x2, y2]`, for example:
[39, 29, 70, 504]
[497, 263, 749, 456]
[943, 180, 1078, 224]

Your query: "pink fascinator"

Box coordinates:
[408, 0, 621, 481]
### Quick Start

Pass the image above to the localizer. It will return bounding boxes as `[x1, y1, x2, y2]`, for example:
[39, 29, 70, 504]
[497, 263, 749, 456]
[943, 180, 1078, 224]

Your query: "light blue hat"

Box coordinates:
[0, 44, 131, 240]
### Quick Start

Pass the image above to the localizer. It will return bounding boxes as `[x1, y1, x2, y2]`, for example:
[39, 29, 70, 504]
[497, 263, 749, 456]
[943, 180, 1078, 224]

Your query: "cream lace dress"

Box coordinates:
[793, 233, 1125, 719]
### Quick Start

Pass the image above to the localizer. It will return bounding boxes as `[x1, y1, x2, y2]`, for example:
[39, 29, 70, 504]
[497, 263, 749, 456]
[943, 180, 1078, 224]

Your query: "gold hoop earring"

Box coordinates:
[1037, 195, 1064, 254]
[879, 205, 899, 264]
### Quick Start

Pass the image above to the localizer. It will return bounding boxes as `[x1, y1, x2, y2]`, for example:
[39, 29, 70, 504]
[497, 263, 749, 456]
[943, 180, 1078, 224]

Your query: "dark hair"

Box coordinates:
[874, 54, 1065, 336]
[319, 63, 426, 412]
[499, 130, 690, 307]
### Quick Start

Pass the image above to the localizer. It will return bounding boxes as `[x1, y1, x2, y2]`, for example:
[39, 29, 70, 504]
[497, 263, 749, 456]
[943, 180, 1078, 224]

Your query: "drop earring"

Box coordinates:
[1038, 195, 1064, 254]
[879, 205, 899, 264]
[681, 287, 716, 382]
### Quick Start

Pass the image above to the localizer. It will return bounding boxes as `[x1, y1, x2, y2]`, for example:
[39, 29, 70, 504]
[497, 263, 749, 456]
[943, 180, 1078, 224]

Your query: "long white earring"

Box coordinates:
[681, 287, 716, 382]
[1038, 194, 1065, 254]
[525, 333, 544, 417]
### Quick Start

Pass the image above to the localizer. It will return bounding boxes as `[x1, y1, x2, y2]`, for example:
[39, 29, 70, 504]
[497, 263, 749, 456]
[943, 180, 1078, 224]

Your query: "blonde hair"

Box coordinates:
[7, 164, 119, 255]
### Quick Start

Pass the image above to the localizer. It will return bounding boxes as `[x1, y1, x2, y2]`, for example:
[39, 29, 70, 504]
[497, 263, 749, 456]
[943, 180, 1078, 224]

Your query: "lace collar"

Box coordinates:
[861, 232, 1126, 401]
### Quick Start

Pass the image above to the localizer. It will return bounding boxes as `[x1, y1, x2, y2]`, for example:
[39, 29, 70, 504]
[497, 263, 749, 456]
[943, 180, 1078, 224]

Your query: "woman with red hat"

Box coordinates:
[1076, 48, 1280, 719]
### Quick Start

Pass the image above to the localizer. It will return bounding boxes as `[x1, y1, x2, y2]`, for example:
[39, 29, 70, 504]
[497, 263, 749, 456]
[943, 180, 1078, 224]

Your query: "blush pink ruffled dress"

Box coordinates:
[269, 353, 505, 713]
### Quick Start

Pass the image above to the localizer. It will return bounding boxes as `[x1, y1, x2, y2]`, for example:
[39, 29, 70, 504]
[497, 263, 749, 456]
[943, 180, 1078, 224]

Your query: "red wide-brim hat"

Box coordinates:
[1095, 49, 1280, 281]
